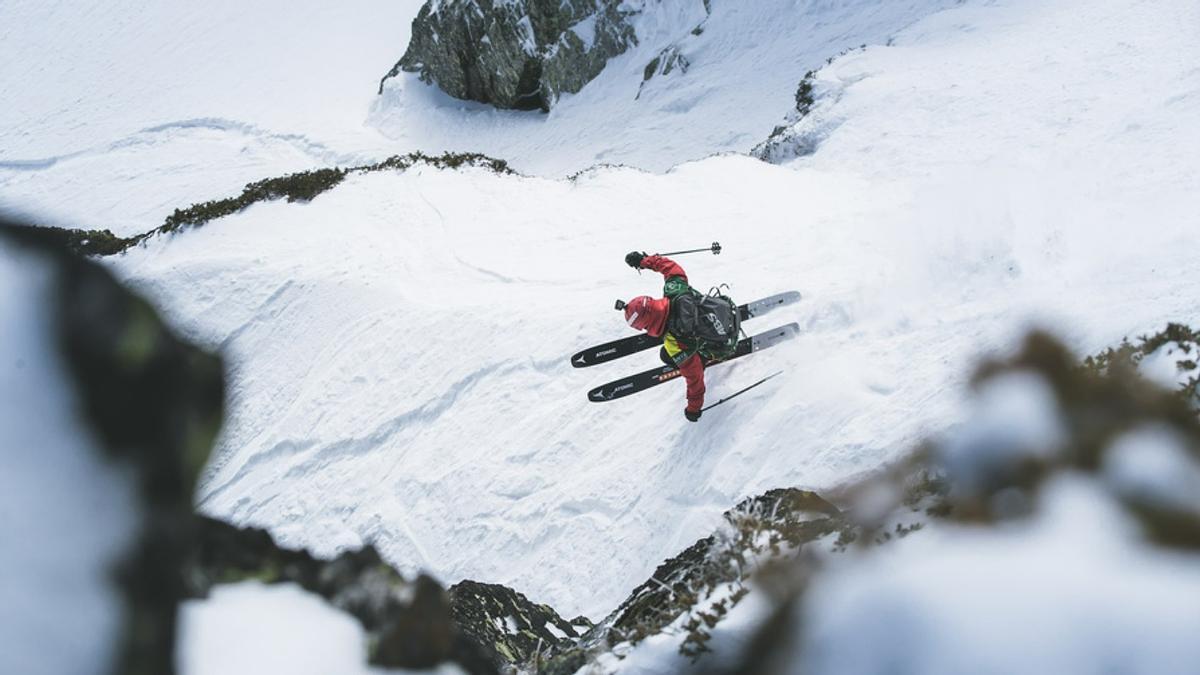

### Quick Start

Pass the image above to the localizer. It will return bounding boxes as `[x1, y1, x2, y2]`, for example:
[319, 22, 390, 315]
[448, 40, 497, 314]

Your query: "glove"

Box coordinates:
[625, 251, 646, 269]
[685, 408, 702, 422]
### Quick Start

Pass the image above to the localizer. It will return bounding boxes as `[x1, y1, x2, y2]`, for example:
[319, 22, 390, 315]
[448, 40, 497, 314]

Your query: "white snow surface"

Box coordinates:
[0, 0, 426, 235]
[798, 477, 1200, 674]
[0, 237, 140, 675]
[1, 0, 957, 235]
[102, 0, 1200, 620]
[178, 582, 463, 675]
[2, 0, 1198, 631]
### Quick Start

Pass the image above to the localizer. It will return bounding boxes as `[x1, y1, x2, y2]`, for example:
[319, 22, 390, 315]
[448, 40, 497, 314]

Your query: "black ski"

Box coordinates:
[587, 323, 800, 403]
[570, 291, 800, 368]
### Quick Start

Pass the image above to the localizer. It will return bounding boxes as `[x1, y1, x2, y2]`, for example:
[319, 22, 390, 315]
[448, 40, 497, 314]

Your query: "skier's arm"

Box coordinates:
[638, 254, 688, 283]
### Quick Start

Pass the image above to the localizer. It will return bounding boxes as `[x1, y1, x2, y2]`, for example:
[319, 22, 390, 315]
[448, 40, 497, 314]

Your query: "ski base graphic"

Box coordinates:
[587, 323, 800, 403]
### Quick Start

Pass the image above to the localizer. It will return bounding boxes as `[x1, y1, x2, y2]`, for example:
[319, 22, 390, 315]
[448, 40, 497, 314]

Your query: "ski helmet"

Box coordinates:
[624, 295, 670, 337]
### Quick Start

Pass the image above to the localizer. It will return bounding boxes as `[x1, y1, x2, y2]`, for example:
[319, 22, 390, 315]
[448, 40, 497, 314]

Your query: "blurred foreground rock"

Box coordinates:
[1, 216, 224, 675]
[0, 215, 511, 675]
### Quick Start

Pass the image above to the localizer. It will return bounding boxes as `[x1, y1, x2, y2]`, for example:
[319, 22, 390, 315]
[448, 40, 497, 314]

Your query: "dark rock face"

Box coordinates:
[602, 489, 843, 646]
[384, 0, 641, 111]
[448, 580, 582, 669]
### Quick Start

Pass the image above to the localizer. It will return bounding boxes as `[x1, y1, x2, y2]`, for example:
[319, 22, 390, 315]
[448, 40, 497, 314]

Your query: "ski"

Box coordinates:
[587, 323, 800, 403]
[570, 291, 800, 368]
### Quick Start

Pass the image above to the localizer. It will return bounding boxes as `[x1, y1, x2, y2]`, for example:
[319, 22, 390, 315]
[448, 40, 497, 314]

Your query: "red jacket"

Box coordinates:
[639, 255, 706, 413]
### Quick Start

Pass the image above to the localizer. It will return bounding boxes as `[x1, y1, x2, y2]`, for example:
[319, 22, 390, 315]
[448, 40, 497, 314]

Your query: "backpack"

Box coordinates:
[667, 286, 741, 360]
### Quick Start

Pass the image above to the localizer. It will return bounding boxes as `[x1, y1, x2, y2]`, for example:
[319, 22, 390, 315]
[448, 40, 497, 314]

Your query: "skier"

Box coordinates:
[621, 250, 739, 422]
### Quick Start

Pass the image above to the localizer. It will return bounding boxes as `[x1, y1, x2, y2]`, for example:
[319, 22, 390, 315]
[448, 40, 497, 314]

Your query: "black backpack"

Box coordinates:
[667, 287, 740, 360]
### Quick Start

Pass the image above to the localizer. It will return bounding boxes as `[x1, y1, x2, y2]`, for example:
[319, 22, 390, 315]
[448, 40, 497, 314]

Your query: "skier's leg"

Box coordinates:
[659, 347, 674, 367]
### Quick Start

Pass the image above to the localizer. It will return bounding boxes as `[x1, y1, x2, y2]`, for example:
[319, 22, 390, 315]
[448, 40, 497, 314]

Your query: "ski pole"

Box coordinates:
[657, 241, 722, 257]
[701, 370, 784, 412]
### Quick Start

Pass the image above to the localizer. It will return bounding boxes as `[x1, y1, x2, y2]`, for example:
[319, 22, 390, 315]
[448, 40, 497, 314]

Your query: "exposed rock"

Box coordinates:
[448, 580, 582, 670]
[384, 0, 643, 111]
[606, 489, 840, 643]
[635, 3, 712, 100]
[412, 487, 851, 672]
[753, 47, 869, 164]
[711, 329, 1200, 672]
[637, 45, 689, 99]
[752, 69, 827, 163]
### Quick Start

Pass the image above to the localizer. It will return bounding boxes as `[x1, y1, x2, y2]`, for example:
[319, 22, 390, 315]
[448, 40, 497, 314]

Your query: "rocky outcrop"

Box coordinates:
[383, 0, 643, 111]
[635, 3, 712, 100]
[449, 580, 584, 669]
[601, 489, 844, 651]
[753, 47, 868, 164]
[752, 69, 831, 163]
[534, 488, 848, 670]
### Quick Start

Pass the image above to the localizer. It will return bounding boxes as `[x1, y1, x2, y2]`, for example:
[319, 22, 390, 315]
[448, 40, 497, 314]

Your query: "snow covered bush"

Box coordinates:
[700, 330, 1200, 674]
[1082, 323, 1200, 416]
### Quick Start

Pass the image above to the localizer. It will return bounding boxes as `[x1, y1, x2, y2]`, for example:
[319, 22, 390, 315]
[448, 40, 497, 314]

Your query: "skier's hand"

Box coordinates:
[625, 251, 646, 269]
[685, 408, 702, 422]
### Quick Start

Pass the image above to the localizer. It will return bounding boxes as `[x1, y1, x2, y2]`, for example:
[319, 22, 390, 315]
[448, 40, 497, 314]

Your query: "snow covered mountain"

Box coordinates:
[100, 0, 1199, 619]
[4, 0, 1200, 672]
[0, 0, 961, 236]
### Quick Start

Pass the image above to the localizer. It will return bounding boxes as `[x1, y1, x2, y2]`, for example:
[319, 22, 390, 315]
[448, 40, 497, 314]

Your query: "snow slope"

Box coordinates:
[109, 0, 1200, 621]
[4, 0, 1197, 629]
[370, 0, 965, 174]
[1, 0, 955, 235]
[0, 0, 424, 235]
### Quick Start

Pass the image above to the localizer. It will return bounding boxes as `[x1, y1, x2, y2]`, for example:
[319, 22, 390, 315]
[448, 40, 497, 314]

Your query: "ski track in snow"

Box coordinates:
[5, 0, 1200, 623]
[0, 118, 357, 173]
